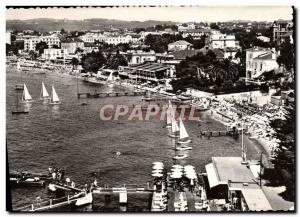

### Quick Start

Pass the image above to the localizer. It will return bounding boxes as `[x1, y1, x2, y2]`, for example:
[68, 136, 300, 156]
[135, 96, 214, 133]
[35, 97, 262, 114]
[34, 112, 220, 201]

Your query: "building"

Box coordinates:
[181, 29, 211, 40]
[205, 157, 273, 211]
[79, 32, 105, 43]
[257, 36, 271, 43]
[210, 33, 240, 49]
[178, 23, 196, 31]
[125, 50, 156, 65]
[41, 34, 61, 48]
[6, 31, 12, 45]
[42, 48, 68, 60]
[61, 38, 85, 54]
[19, 34, 61, 51]
[168, 40, 193, 51]
[23, 36, 41, 51]
[245, 47, 279, 79]
[118, 62, 173, 83]
[272, 20, 293, 44]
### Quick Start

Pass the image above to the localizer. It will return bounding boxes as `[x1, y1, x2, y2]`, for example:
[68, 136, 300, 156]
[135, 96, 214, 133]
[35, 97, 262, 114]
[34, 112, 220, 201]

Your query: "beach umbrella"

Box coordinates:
[152, 162, 163, 165]
[170, 173, 182, 179]
[184, 165, 195, 169]
[152, 173, 163, 177]
[171, 168, 182, 172]
[152, 164, 164, 170]
[172, 165, 183, 169]
[152, 169, 163, 173]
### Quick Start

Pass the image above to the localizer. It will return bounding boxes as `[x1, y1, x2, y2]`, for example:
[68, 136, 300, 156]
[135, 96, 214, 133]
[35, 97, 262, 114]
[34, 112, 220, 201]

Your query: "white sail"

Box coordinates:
[107, 71, 113, 81]
[51, 86, 60, 103]
[22, 84, 32, 101]
[40, 82, 50, 99]
[171, 117, 179, 134]
[166, 109, 172, 125]
[179, 118, 189, 140]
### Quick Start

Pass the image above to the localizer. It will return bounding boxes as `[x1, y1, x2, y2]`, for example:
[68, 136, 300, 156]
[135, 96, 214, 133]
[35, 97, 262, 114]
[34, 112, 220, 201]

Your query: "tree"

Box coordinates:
[28, 50, 37, 60]
[52, 44, 60, 49]
[277, 38, 294, 71]
[210, 23, 219, 30]
[60, 28, 66, 35]
[270, 104, 295, 201]
[71, 57, 79, 70]
[81, 51, 106, 73]
[106, 50, 128, 69]
[35, 41, 48, 55]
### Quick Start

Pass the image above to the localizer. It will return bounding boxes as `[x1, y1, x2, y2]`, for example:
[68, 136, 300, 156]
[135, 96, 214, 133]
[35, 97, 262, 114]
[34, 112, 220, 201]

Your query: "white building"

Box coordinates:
[79, 32, 105, 43]
[126, 50, 156, 65]
[178, 23, 196, 32]
[257, 36, 271, 43]
[168, 40, 193, 51]
[41, 34, 61, 48]
[6, 31, 12, 45]
[182, 29, 211, 40]
[246, 47, 279, 79]
[22, 34, 61, 51]
[42, 48, 68, 60]
[210, 32, 240, 49]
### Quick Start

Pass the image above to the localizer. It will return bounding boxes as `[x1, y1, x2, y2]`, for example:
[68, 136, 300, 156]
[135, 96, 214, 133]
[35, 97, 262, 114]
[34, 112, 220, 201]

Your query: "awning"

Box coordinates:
[241, 188, 273, 211]
[205, 163, 219, 188]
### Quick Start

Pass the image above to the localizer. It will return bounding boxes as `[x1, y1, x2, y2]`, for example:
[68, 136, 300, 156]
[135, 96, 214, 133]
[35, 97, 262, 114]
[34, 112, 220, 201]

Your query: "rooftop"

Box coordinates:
[61, 37, 84, 43]
[211, 157, 258, 185]
[169, 40, 192, 46]
[241, 188, 273, 211]
[123, 62, 170, 72]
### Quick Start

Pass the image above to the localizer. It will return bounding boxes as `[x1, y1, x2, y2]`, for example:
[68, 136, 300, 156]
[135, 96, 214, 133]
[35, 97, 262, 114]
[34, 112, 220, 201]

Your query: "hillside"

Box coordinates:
[6, 18, 178, 32]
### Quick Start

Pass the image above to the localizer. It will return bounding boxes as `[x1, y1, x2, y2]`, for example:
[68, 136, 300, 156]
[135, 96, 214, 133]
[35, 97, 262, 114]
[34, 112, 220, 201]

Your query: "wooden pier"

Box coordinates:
[15, 184, 153, 212]
[199, 130, 239, 137]
[77, 91, 146, 99]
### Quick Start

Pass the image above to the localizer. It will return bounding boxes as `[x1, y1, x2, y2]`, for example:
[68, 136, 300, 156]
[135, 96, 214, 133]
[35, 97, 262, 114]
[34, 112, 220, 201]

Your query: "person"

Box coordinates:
[48, 167, 53, 176]
[36, 196, 41, 207]
[84, 183, 88, 191]
[71, 181, 76, 188]
[233, 196, 238, 209]
[190, 179, 194, 192]
[52, 172, 56, 180]
[93, 179, 98, 187]
[65, 177, 71, 186]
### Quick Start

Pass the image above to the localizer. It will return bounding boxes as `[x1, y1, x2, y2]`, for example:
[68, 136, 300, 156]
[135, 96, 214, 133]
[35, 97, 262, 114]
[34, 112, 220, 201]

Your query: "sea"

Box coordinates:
[6, 66, 268, 212]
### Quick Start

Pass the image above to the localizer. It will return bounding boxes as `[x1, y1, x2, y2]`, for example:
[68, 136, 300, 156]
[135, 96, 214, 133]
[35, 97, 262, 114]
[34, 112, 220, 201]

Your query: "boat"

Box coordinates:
[165, 101, 173, 128]
[40, 82, 51, 100]
[106, 70, 115, 88]
[177, 118, 192, 144]
[173, 154, 188, 160]
[49, 85, 61, 105]
[10, 177, 45, 187]
[21, 84, 33, 103]
[75, 192, 93, 206]
[175, 145, 192, 151]
[12, 86, 30, 115]
[177, 93, 193, 101]
[169, 116, 179, 138]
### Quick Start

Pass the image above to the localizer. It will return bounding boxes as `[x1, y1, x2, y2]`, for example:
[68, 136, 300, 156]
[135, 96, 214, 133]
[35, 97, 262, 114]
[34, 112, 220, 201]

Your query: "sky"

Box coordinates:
[6, 6, 293, 22]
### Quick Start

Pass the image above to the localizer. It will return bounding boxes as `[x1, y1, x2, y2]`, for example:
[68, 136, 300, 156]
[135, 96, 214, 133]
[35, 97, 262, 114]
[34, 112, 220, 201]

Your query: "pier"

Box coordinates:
[199, 130, 239, 138]
[77, 91, 146, 99]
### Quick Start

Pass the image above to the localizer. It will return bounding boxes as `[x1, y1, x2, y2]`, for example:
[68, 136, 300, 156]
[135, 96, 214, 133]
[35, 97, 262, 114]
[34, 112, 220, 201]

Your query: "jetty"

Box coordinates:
[77, 91, 146, 99]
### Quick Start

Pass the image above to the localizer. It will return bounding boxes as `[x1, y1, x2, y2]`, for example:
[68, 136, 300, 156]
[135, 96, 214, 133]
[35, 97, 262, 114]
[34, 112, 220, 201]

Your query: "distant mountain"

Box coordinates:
[6, 18, 179, 32]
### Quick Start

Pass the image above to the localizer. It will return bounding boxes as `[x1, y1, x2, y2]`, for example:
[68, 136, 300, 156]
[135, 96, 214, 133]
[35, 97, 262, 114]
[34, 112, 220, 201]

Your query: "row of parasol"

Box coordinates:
[152, 162, 197, 180]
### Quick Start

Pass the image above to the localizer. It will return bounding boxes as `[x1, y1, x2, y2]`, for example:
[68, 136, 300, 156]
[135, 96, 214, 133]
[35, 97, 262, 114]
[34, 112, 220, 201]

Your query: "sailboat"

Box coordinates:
[49, 85, 61, 105]
[21, 83, 33, 103]
[39, 82, 50, 100]
[12, 88, 29, 115]
[177, 118, 192, 144]
[169, 116, 179, 138]
[165, 101, 173, 128]
[106, 71, 114, 88]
